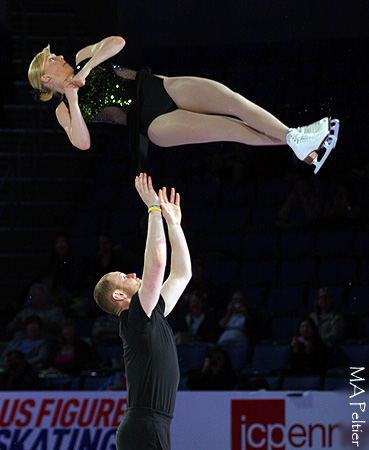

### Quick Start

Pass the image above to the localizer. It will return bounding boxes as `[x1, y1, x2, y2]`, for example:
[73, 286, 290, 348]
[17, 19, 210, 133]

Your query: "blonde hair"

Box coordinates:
[28, 44, 54, 102]
[93, 274, 117, 314]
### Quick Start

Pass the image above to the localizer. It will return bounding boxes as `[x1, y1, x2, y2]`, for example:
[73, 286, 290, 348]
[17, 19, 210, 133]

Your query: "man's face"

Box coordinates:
[108, 271, 142, 297]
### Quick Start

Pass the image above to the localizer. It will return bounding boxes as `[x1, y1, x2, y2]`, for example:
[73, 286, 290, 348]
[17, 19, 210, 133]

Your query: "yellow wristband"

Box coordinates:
[148, 206, 162, 214]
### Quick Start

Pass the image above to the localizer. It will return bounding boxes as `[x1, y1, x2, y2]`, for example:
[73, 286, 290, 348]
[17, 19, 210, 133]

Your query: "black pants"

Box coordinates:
[116, 407, 173, 450]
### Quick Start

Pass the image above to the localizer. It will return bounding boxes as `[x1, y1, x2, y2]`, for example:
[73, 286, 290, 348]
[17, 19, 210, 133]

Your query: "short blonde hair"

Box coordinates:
[93, 274, 116, 314]
[28, 44, 54, 102]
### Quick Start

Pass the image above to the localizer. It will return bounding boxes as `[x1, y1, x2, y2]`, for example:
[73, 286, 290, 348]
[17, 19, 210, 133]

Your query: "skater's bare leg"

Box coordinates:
[162, 76, 289, 143]
[148, 109, 286, 147]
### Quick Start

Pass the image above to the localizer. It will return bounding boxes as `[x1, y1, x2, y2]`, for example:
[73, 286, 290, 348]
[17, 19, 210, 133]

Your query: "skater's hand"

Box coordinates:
[135, 173, 159, 207]
[72, 68, 89, 87]
[158, 187, 181, 226]
[63, 79, 79, 101]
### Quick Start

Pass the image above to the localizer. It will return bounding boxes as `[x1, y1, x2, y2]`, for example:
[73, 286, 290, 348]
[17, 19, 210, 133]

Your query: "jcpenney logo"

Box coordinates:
[231, 399, 340, 450]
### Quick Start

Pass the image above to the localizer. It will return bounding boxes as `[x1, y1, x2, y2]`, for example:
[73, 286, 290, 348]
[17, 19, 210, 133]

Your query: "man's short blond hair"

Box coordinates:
[93, 274, 116, 314]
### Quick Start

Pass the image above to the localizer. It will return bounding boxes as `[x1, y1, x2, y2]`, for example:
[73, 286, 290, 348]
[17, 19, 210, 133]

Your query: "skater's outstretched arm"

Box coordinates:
[73, 36, 126, 87]
[55, 80, 91, 150]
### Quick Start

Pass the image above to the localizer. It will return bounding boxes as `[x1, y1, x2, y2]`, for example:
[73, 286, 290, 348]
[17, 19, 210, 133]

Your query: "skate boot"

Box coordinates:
[287, 118, 340, 174]
[297, 117, 330, 135]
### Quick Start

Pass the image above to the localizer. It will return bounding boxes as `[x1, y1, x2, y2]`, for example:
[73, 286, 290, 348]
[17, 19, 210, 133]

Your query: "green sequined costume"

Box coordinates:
[61, 59, 177, 175]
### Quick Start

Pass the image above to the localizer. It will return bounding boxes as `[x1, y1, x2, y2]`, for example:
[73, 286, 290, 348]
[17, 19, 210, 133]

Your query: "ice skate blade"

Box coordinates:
[313, 134, 337, 174]
[330, 119, 340, 149]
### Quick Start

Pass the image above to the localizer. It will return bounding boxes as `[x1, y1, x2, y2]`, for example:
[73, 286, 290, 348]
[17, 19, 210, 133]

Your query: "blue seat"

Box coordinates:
[219, 345, 248, 370]
[279, 231, 315, 258]
[282, 376, 322, 391]
[358, 259, 369, 284]
[315, 230, 353, 257]
[242, 232, 278, 259]
[271, 317, 300, 342]
[185, 183, 220, 207]
[251, 206, 279, 231]
[256, 179, 291, 206]
[76, 318, 95, 337]
[96, 346, 123, 363]
[251, 344, 290, 372]
[246, 374, 282, 390]
[324, 376, 348, 391]
[45, 377, 81, 391]
[267, 286, 305, 316]
[318, 258, 356, 285]
[82, 376, 111, 391]
[219, 182, 255, 207]
[337, 345, 369, 367]
[85, 185, 119, 211]
[244, 287, 265, 311]
[74, 211, 108, 236]
[239, 259, 276, 286]
[186, 207, 215, 233]
[278, 258, 316, 285]
[176, 344, 209, 374]
[214, 207, 250, 232]
[347, 286, 369, 315]
[353, 231, 369, 258]
[109, 209, 141, 235]
[178, 376, 189, 391]
[207, 232, 242, 257]
[204, 260, 238, 284]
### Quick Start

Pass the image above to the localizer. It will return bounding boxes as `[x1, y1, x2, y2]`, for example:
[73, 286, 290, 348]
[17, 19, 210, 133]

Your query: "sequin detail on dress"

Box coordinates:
[61, 60, 137, 126]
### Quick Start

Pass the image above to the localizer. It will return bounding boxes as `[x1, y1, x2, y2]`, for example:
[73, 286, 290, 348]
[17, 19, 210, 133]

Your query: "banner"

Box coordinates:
[0, 389, 367, 449]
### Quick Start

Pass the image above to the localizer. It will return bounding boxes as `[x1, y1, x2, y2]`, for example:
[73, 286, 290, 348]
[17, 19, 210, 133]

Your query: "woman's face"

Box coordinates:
[55, 235, 69, 257]
[26, 321, 41, 340]
[299, 320, 313, 339]
[189, 295, 204, 317]
[41, 54, 74, 86]
[62, 325, 76, 342]
[317, 289, 334, 311]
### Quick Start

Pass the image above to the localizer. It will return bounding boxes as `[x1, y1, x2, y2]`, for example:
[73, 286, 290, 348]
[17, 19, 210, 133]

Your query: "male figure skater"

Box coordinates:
[94, 173, 192, 450]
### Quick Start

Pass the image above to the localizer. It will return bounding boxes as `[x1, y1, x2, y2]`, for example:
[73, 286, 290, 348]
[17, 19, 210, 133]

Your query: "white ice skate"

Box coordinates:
[286, 118, 340, 174]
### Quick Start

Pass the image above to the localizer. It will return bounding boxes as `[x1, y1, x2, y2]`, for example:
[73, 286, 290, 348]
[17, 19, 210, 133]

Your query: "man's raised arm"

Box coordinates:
[135, 173, 167, 317]
[159, 187, 192, 316]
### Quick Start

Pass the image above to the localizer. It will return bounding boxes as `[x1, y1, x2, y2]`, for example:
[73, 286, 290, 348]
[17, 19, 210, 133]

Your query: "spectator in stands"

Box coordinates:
[0, 315, 52, 371]
[276, 178, 322, 230]
[288, 317, 329, 376]
[321, 182, 361, 230]
[8, 283, 65, 337]
[217, 290, 255, 346]
[174, 290, 220, 344]
[0, 350, 44, 391]
[46, 233, 81, 296]
[83, 234, 138, 293]
[47, 320, 99, 376]
[92, 312, 120, 345]
[309, 286, 345, 345]
[182, 259, 215, 302]
[98, 356, 127, 391]
[187, 347, 237, 390]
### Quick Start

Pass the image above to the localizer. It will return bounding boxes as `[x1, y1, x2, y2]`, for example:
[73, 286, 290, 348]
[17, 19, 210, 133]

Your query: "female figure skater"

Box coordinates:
[28, 36, 338, 174]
